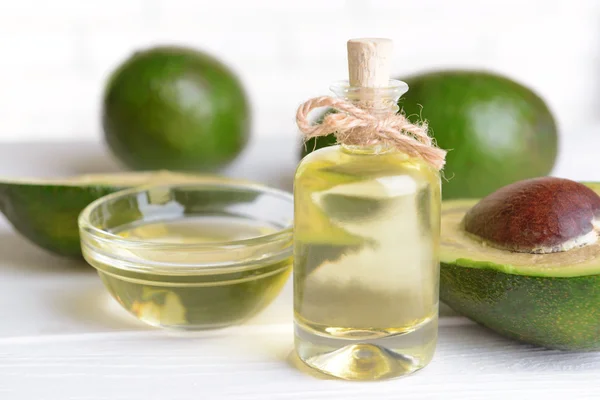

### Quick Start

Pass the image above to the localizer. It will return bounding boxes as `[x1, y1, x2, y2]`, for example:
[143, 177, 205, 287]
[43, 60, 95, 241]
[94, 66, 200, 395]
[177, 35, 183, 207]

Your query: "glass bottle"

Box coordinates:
[293, 77, 441, 380]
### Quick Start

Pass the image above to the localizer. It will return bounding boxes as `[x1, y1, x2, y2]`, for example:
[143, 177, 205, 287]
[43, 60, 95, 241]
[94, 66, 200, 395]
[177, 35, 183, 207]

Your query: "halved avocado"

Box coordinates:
[441, 179, 600, 350]
[0, 171, 232, 258]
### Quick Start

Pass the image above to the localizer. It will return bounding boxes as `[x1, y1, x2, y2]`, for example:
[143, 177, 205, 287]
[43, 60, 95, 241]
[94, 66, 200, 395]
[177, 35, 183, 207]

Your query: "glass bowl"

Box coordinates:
[78, 182, 293, 330]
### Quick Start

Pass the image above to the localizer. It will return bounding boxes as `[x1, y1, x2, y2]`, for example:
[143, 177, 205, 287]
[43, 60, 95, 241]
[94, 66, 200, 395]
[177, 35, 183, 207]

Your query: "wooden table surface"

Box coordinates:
[1, 132, 600, 399]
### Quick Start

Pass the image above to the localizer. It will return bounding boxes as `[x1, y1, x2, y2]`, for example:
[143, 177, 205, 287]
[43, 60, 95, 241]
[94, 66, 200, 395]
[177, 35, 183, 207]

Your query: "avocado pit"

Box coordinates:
[463, 177, 600, 254]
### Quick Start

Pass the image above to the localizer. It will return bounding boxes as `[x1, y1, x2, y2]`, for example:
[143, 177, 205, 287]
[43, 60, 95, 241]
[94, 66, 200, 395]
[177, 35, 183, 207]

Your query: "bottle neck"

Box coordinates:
[338, 92, 400, 117]
[330, 79, 407, 114]
[329, 79, 408, 154]
[340, 143, 395, 155]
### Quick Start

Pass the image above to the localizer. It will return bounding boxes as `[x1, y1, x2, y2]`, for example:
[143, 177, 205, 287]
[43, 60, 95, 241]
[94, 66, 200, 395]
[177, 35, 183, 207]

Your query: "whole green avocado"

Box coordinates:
[401, 70, 557, 199]
[302, 71, 558, 199]
[103, 46, 250, 171]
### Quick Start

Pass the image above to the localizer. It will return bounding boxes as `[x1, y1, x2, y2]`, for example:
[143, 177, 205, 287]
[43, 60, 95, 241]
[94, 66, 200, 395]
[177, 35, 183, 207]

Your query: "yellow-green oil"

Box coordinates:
[294, 145, 441, 380]
[90, 216, 291, 330]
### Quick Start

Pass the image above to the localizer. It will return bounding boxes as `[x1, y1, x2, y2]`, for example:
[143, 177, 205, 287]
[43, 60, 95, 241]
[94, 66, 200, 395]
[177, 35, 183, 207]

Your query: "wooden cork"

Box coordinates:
[347, 38, 393, 88]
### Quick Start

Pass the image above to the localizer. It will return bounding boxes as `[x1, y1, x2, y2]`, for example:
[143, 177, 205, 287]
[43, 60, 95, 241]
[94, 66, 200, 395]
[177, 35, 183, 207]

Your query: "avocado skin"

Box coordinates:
[0, 183, 121, 258]
[440, 262, 600, 350]
[103, 46, 250, 172]
[401, 70, 557, 199]
[0, 184, 116, 258]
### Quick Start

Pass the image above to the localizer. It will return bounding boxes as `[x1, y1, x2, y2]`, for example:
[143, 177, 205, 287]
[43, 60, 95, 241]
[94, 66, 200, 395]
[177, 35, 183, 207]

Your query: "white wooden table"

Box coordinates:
[1, 131, 600, 399]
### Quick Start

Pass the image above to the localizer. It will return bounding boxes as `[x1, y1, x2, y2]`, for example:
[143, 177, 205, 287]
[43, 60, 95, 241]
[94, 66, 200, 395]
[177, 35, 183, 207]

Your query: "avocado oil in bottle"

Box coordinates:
[293, 38, 442, 380]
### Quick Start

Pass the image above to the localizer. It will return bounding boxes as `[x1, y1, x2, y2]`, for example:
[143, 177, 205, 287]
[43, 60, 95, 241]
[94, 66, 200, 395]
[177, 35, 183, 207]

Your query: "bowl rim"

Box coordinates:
[78, 181, 294, 251]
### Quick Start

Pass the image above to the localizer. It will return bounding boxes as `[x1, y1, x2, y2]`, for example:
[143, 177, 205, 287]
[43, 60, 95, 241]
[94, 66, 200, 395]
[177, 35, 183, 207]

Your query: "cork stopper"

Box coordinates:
[347, 38, 393, 88]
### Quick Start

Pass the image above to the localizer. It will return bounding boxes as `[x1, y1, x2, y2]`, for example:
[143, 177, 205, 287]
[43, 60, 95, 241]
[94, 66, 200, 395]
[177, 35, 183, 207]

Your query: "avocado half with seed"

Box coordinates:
[441, 177, 600, 350]
[0, 171, 232, 258]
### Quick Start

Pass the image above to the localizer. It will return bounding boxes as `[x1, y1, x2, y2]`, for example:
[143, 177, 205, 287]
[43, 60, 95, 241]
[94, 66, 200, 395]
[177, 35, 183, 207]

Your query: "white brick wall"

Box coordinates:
[0, 0, 599, 142]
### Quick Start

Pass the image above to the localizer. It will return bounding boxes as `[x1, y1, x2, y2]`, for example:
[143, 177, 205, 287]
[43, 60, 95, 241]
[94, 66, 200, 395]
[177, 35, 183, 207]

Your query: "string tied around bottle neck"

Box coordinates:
[296, 96, 446, 170]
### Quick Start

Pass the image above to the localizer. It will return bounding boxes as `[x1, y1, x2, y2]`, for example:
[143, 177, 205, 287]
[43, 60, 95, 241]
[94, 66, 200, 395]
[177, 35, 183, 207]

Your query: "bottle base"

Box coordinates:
[297, 342, 425, 380]
[294, 319, 437, 381]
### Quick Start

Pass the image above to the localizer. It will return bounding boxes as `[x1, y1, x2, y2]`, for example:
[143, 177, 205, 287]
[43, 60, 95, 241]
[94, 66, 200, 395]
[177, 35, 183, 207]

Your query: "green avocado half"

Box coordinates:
[441, 182, 600, 351]
[0, 171, 231, 258]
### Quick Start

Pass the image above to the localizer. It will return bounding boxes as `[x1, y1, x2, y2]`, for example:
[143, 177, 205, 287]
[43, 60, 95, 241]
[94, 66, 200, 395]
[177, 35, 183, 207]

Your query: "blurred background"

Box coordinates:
[1, 0, 599, 142]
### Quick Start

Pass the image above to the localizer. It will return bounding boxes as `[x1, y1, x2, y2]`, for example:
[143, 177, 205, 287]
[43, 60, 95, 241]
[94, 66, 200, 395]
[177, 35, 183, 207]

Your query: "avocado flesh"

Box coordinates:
[441, 199, 600, 278]
[440, 183, 600, 350]
[0, 171, 228, 258]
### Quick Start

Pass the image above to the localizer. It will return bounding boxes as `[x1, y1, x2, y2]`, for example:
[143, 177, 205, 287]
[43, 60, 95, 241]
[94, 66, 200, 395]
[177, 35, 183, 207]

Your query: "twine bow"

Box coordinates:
[296, 96, 446, 170]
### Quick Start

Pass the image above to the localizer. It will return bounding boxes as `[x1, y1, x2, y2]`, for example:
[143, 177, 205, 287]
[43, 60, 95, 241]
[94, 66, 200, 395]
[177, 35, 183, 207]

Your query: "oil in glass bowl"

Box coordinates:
[79, 182, 293, 330]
